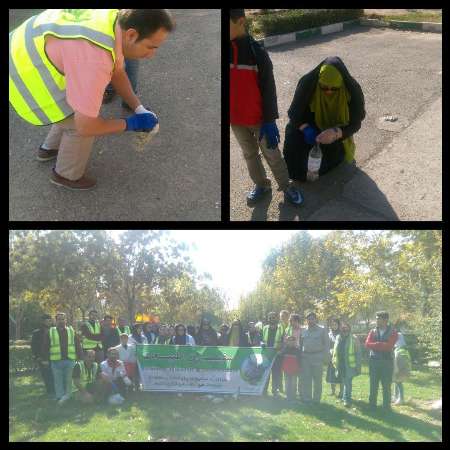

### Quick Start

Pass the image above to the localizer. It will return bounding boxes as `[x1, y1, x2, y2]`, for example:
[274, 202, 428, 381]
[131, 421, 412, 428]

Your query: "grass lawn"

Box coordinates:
[9, 365, 441, 442]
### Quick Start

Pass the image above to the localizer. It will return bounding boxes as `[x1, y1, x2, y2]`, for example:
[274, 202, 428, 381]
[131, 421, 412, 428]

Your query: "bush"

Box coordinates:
[9, 342, 37, 374]
[250, 9, 364, 37]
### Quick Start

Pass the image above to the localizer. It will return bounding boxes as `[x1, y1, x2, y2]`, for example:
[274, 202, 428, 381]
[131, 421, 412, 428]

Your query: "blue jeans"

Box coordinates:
[51, 359, 76, 399]
[394, 382, 404, 401]
[342, 375, 353, 403]
[106, 59, 139, 94]
[285, 374, 299, 401]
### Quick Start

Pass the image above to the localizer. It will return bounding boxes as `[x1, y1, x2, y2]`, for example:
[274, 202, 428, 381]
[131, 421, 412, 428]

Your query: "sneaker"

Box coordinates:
[57, 394, 70, 405]
[247, 185, 271, 203]
[284, 186, 304, 205]
[103, 90, 116, 104]
[393, 398, 404, 406]
[37, 146, 59, 162]
[50, 168, 96, 191]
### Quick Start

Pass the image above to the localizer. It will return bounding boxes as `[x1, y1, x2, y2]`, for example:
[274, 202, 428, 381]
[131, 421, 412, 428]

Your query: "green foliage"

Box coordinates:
[9, 343, 36, 374]
[239, 231, 441, 363]
[249, 9, 364, 37]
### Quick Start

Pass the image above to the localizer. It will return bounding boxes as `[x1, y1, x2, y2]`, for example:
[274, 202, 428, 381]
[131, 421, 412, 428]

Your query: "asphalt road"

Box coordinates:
[230, 26, 442, 221]
[9, 9, 221, 221]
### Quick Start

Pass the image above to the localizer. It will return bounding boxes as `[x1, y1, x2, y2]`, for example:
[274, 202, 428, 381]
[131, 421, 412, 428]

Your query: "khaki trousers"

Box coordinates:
[231, 124, 290, 191]
[43, 115, 95, 181]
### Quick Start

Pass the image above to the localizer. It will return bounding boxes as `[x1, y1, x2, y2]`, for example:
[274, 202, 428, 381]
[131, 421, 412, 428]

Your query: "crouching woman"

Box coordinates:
[283, 56, 365, 181]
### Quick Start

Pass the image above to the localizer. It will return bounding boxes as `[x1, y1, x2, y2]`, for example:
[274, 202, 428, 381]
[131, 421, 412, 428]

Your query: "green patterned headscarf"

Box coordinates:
[310, 64, 356, 162]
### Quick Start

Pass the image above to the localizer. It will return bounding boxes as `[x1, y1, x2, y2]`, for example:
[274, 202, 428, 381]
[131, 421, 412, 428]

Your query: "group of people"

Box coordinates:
[230, 9, 366, 205]
[31, 308, 410, 410]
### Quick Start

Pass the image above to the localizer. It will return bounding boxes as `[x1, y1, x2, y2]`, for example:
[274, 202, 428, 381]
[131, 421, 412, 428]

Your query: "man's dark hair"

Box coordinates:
[230, 9, 245, 23]
[376, 311, 389, 320]
[118, 9, 175, 41]
[104, 314, 113, 320]
[290, 314, 301, 322]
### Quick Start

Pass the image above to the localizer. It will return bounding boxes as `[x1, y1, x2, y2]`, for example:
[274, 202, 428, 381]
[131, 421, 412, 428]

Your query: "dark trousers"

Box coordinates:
[369, 358, 394, 408]
[283, 122, 345, 181]
[264, 354, 283, 394]
[38, 361, 54, 395]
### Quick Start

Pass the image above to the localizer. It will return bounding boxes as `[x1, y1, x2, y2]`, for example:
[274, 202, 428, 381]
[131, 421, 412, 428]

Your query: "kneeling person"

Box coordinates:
[72, 349, 102, 404]
[100, 347, 133, 402]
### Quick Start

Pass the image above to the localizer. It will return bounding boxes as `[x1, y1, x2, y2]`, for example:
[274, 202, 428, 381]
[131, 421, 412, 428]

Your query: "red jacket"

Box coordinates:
[365, 327, 398, 359]
[230, 35, 278, 126]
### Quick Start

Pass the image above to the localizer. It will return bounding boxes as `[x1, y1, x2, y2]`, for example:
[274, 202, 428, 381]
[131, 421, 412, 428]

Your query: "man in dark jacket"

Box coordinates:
[101, 315, 121, 354]
[283, 56, 365, 181]
[31, 313, 55, 397]
[230, 9, 303, 206]
[365, 311, 398, 411]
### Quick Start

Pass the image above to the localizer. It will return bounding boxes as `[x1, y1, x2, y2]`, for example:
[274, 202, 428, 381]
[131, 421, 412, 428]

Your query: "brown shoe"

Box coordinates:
[37, 146, 59, 161]
[50, 168, 96, 191]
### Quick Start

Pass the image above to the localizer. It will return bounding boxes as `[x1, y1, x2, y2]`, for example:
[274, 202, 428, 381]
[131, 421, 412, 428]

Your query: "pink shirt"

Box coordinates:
[45, 22, 125, 118]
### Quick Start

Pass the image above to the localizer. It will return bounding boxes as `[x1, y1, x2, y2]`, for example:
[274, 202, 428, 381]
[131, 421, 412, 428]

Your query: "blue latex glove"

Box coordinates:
[125, 111, 158, 132]
[302, 125, 318, 145]
[259, 122, 280, 149]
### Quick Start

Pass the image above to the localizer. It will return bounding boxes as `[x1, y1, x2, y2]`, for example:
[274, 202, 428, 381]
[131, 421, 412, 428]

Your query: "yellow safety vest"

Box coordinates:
[332, 334, 357, 369]
[82, 321, 102, 350]
[72, 360, 98, 392]
[262, 324, 283, 348]
[118, 326, 131, 335]
[9, 9, 118, 126]
[49, 326, 76, 361]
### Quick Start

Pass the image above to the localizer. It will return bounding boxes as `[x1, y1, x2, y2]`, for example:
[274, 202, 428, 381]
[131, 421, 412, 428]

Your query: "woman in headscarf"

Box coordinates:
[283, 56, 365, 181]
[226, 320, 249, 347]
[196, 318, 219, 346]
[128, 323, 148, 346]
[170, 323, 196, 346]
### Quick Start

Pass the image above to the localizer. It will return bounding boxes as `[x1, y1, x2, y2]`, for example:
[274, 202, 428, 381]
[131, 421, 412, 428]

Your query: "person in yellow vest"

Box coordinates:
[262, 312, 285, 396]
[331, 321, 361, 407]
[9, 9, 175, 190]
[72, 349, 102, 404]
[81, 309, 103, 363]
[41, 312, 83, 405]
[117, 317, 131, 336]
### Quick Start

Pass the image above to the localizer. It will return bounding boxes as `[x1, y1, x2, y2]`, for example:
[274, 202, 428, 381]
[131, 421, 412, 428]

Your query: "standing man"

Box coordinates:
[81, 309, 103, 363]
[230, 9, 303, 205]
[31, 313, 55, 398]
[300, 311, 329, 404]
[117, 317, 131, 336]
[41, 312, 83, 405]
[262, 312, 285, 396]
[365, 311, 398, 411]
[101, 314, 121, 353]
[9, 9, 174, 189]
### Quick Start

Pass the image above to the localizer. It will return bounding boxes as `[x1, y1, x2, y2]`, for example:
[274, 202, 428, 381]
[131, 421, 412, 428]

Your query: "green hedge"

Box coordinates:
[249, 9, 364, 37]
[9, 343, 37, 374]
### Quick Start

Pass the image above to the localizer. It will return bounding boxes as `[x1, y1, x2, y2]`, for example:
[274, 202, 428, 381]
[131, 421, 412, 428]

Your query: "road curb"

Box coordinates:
[258, 17, 441, 48]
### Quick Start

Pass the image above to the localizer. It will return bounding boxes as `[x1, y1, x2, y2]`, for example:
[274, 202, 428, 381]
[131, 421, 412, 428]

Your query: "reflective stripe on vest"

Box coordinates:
[72, 360, 98, 392]
[262, 325, 283, 347]
[49, 326, 76, 361]
[332, 335, 356, 369]
[9, 9, 118, 125]
[82, 321, 102, 349]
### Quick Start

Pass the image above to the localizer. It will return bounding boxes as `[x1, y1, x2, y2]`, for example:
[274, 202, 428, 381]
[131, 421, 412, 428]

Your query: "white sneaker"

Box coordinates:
[394, 398, 404, 405]
[57, 394, 70, 405]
